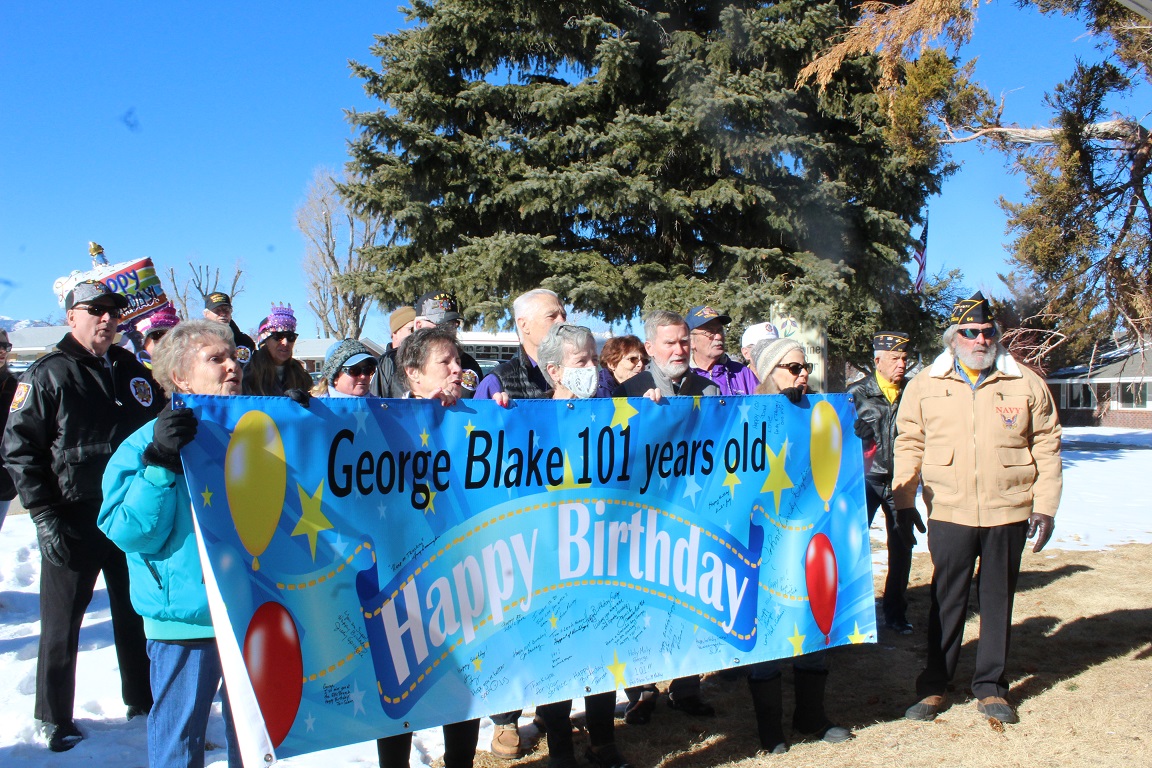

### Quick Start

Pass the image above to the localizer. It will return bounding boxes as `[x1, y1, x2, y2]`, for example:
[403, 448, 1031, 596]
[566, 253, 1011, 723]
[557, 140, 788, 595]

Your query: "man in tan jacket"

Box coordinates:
[892, 291, 1060, 725]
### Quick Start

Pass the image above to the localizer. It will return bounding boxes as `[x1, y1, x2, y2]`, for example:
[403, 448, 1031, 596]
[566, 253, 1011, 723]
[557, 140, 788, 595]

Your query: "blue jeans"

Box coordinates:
[147, 639, 240, 768]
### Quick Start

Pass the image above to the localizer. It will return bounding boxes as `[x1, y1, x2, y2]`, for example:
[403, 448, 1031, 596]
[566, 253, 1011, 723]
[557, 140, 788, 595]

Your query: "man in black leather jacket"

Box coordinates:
[2, 280, 160, 751]
[848, 331, 915, 634]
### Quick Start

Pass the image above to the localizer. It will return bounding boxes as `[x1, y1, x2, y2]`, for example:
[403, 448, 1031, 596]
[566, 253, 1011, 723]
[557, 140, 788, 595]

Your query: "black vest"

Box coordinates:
[492, 348, 552, 400]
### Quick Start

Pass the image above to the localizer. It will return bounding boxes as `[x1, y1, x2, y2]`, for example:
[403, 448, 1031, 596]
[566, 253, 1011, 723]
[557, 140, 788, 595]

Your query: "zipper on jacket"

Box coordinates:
[144, 559, 163, 590]
[110, 359, 123, 406]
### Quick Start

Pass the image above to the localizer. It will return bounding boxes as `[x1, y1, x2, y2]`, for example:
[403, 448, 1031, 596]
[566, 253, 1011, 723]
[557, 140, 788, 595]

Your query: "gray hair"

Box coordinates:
[512, 288, 560, 321]
[537, 324, 595, 385]
[151, 320, 236, 395]
[398, 326, 461, 375]
[643, 310, 686, 341]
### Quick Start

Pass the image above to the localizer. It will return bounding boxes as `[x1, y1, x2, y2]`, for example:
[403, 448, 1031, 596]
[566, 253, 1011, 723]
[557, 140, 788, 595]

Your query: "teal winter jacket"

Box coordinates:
[99, 420, 215, 641]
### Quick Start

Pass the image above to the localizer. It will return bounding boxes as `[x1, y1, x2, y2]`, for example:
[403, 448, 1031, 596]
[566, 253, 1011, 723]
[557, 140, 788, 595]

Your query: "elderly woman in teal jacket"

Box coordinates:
[99, 319, 243, 768]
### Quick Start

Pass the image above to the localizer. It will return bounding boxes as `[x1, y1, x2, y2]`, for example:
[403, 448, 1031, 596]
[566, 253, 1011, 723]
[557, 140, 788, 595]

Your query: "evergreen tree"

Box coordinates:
[343, 0, 945, 366]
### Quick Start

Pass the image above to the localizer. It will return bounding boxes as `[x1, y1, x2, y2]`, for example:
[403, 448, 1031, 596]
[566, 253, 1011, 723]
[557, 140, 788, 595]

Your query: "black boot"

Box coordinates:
[747, 677, 787, 754]
[792, 669, 853, 743]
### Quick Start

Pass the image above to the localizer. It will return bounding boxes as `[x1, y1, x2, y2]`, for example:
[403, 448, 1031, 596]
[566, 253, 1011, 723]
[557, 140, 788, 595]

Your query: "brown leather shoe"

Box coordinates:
[491, 722, 522, 759]
[904, 695, 946, 721]
[976, 696, 1018, 724]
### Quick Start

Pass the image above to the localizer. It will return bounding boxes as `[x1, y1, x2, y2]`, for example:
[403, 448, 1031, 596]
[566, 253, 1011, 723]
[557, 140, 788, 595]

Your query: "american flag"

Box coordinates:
[912, 219, 928, 293]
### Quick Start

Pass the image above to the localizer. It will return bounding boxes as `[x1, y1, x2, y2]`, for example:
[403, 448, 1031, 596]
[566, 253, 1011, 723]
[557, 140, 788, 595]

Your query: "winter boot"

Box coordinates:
[792, 669, 853, 743]
[747, 676, 787, 754]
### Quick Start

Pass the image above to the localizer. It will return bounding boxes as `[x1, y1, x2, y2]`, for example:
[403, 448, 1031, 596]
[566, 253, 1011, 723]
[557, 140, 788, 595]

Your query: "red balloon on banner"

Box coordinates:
[243, 601, 304, 747]
[805, 533, 838, 644]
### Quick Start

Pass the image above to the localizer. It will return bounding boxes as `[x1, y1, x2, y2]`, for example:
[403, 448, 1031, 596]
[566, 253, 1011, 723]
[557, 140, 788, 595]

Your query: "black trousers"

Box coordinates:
[36, 521, 152, 725]
[915, 518, 1028, 701]
[625, 674, 700, 703]
[865, 478, 913, 624]
[536, 691, 617, 756]
[376, 719, 479, 768]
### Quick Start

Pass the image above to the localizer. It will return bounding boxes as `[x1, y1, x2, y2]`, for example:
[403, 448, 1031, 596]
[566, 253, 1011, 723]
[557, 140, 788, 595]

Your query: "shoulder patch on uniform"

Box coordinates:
[129, 377, 155, 408]
[461, 369, 478, 391]
[10, 382, 31, 413]
[236, 346, 252, 363]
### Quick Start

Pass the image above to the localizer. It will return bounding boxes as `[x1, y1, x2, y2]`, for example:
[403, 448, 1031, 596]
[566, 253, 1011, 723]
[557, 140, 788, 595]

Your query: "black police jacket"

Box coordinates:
[1, 333, 164, 513]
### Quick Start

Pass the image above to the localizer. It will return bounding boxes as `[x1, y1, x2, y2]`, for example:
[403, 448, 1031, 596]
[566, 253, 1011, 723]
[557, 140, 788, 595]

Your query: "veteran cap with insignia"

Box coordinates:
[415, 291, 461, 325]
[950, 291, 996, 326]
[873, 330, 910, 352]
[64, 280, 129, 311]
[686, 305, 731, 330]
[204, 292, 232, 311]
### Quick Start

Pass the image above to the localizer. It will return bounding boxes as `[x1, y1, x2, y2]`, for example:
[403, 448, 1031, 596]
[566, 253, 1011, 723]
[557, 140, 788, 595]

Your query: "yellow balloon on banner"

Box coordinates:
[810, 401, 842, 511]
[225, 410, 287, 570]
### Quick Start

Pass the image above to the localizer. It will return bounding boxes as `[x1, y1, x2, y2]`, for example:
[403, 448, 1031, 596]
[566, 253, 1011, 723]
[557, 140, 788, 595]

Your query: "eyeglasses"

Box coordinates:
[269, 331, 298, 343]
[691, 328, 725, 338]
[0, 342, 11, 352]
[76, 304, 122, 319]
[776, 362, 814, 376]
[957, 326, 998, 340]
[343, 362, 378, 378]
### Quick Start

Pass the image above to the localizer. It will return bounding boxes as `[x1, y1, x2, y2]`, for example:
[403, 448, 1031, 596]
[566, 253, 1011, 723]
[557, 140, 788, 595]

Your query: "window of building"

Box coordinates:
[1119, 382, 1147, 409]
[1067, 382, 1095, 409]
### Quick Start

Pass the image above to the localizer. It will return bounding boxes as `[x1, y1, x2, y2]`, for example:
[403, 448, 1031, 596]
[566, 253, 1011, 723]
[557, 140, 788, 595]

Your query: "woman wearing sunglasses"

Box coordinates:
[752, 338, 812, 402]
[132, 304, 181, 369]
[242, 304, 313, 397]
[316, 339, 378, 398]
[743, 336, 853, 754]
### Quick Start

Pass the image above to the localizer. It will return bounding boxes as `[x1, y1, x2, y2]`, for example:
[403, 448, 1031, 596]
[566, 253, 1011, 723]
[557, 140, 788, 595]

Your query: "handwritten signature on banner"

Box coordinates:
[178, 393, 875, 760]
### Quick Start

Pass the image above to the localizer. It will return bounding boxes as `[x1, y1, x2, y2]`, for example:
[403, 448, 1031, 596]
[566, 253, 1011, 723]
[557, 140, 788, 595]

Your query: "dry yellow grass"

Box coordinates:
[473, 544, 1152, 768]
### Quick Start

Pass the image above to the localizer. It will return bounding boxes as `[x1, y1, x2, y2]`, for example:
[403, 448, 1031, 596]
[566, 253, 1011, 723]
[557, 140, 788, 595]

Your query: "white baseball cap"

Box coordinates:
[741, 322, 779, 348]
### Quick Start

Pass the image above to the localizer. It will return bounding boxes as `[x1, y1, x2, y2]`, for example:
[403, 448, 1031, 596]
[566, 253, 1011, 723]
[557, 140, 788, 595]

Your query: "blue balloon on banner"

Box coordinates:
[829, 494, 866, 578]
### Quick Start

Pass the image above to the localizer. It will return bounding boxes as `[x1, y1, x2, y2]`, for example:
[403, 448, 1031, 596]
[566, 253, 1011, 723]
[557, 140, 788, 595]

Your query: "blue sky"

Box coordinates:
[1, 2, 1146, 342]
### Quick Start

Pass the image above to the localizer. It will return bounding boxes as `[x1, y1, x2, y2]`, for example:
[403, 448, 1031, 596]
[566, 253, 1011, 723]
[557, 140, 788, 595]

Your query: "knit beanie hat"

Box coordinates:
[322, 339, 373, 384]
[136, 304, 180, 337]
[257, 304, 297, 345]
[753, 338, 803, 383]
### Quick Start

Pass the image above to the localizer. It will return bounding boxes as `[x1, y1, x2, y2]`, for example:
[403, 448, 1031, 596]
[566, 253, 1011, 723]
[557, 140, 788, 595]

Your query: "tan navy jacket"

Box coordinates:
[892, 348, 1062, 526]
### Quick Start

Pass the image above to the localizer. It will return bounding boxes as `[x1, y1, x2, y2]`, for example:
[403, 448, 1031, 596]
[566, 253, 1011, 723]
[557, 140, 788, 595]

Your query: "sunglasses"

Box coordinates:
[957, 326, 998, 340]
[0, 342, 11, 352]
[76, 304, 122, 319]
[269, 331, 298, 343]
[343, 362, 378, 378]
[146, 330, 169, 342]
[776, 362, 814, 376]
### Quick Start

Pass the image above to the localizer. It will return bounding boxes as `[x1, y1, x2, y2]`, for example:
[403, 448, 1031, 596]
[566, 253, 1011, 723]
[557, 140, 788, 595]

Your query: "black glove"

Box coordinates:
[145, 406, 198, 474]
[285, 388, 311, 408]
[780, 387, 803, 404]
[31, 508, 70, 567]
[895, 507, 926, 548]
[1027, 512, 1054, 553]
[854, 418, 875, 442]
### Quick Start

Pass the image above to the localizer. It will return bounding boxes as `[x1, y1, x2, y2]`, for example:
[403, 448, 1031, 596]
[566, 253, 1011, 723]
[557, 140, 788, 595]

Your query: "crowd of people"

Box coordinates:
[0, 280, 1062, 765]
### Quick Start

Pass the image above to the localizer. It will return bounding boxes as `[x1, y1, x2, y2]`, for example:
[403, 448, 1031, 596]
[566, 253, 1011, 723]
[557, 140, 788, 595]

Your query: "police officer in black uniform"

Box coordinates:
[371, 291, 484, 398]
[2, 280, 161, 751]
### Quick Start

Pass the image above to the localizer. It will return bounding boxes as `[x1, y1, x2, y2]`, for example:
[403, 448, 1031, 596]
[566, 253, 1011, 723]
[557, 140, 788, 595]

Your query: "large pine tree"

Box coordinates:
[343, 0, 945, 365]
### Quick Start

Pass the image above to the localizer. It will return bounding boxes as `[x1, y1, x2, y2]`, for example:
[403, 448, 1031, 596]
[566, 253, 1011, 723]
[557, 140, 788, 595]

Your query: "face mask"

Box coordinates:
[561, 366, 598, 398]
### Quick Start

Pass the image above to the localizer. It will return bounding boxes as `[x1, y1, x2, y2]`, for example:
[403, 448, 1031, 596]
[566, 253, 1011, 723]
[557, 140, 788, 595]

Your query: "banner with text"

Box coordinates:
[178, 393, 875, 760]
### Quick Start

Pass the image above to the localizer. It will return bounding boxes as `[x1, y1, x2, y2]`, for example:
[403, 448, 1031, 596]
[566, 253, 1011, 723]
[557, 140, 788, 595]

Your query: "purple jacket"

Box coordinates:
[690, 355, 760, 396]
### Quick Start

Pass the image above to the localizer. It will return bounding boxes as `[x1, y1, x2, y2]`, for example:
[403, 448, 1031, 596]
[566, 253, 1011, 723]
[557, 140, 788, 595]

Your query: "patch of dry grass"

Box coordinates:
[474, 544, 1152, 768]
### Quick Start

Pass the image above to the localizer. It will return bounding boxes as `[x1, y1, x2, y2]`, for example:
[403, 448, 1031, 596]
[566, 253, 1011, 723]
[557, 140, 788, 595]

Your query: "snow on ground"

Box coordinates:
[1, 427, 1149, 767]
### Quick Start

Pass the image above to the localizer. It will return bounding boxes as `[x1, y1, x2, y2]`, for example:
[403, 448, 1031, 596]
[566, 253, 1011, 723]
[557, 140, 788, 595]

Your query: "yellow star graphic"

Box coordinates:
[546, 451, 592, 491]
[848, 622, 867, 644]
[549, 614, 558, 629]
[201, 487, 213, 506]
[692, 396, 701, 410]
[760, 442, 794, 514]
[472, 656, 483, 672]
[610, 398, 639, 431]
[788, 623, 806, 656]
[606, 650, 627, 688]
[419, 429, 430, 447]
[722, 471, 741, 498]
[292, 482, 334, 561]
[464, 420, 476, 436]
[425, 491, 437, 515]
